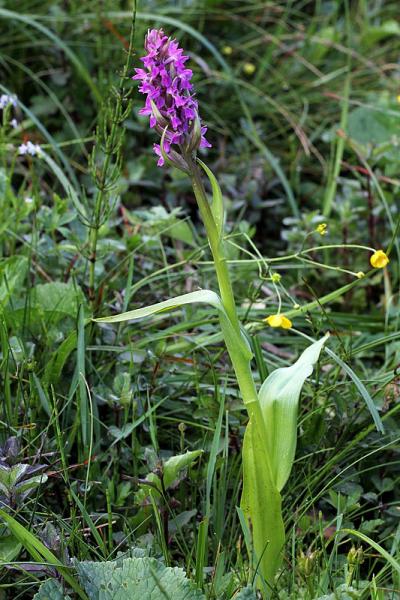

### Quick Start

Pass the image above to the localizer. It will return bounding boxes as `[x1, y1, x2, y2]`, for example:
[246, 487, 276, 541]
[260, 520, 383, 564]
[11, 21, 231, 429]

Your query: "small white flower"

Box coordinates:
[0, 94, 17, 109]
[10, 119, 18, 129]
[18, 141, 42, 157]
[25, 197, 34, 205]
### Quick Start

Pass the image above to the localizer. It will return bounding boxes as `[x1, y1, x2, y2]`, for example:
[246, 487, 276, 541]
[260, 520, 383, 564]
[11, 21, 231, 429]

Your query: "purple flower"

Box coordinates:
[133, 29, 211, 167]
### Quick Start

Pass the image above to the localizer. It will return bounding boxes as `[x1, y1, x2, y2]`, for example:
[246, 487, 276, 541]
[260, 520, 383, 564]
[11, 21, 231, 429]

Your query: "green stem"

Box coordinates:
[88, 132, 116, 303]
[88, 6, 136, 308]
[191, 165, 239, 332]
[189, 162, 271, 471]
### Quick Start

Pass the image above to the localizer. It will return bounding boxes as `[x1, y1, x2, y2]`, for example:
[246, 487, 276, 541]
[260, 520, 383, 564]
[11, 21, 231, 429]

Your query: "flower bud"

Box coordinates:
[347, 545, 364, 566]
[243, 62, 256, 75]
[186, 114, 202, 153]
[298, 550, 318, 577]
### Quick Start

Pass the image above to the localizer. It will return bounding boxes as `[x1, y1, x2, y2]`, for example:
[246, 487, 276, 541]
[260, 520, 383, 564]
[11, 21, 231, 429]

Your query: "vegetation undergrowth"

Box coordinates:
[0, 1, 399, 598]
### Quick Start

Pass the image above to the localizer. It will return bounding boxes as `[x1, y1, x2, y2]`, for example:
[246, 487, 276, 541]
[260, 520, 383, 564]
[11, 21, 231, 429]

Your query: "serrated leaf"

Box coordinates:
[33, 579, 72, 600]
[232, 585, 257, 599]
[316, 583, 363, 599]
[75, 556, 206, 599]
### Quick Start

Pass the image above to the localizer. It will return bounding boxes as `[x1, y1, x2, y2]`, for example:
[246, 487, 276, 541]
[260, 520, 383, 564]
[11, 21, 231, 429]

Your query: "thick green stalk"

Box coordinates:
[190, 163, 271, 469]
[190, 162, 283, 592]
[191, 165, 240, 332]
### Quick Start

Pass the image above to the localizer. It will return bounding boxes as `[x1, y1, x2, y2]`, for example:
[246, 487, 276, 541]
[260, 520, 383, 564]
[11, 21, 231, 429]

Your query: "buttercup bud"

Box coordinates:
[243, 62, 256, 75]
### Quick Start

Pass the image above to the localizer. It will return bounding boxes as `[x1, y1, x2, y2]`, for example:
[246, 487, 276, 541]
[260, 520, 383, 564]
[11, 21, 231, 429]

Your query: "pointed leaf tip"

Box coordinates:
[259, 333, 329, 491]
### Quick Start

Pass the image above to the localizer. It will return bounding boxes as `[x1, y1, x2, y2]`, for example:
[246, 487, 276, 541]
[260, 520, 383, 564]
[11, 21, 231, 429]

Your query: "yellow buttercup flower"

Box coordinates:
[397, 94, 400, 104]
[316, 223, 327, 236]
[265, 314, 292, 329]
[370, 249, 389, 269]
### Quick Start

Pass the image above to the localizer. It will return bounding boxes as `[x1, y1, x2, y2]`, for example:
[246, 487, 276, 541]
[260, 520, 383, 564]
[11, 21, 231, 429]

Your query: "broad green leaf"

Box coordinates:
[33, 282, 85, 321]
[168, 220, 195, 246]
[0, 256, 28, 305]
[0, 534, 22, 562]
[94, 289, 252, 361]
[259, 334, 329, 492]
[42, 331, 77, 388]
[163, 450, 203, 489]
[95, 289, 220, 323]
[241, 418, 285, 587]
[138, 450, 203, 501]
[15, 474, 48, 494]
[347, 106, 397, 146]
[197, 159, 224, 238]
[75, 555, 206, 599]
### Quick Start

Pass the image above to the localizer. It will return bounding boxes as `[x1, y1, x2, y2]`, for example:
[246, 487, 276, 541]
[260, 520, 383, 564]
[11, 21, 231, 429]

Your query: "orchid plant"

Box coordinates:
[95, 29, 387, 595]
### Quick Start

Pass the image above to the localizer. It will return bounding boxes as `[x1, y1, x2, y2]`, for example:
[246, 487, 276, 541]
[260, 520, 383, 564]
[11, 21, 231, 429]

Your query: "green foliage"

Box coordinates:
[0, 534, 22, 562]
[233, 587, 257, 600]
[0, 1, 399, 598]
[241, 418, 285, 588]
[316, 584, 364, 599]
[33, 579, 71, 600]
[74, 555, 206, 600]
[241, 336, 328, 587]
[259, 335, 329, 492]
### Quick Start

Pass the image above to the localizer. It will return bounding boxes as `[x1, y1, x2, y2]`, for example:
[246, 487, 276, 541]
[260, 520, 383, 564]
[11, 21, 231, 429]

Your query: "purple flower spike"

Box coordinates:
[133, 28, 211, 168]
